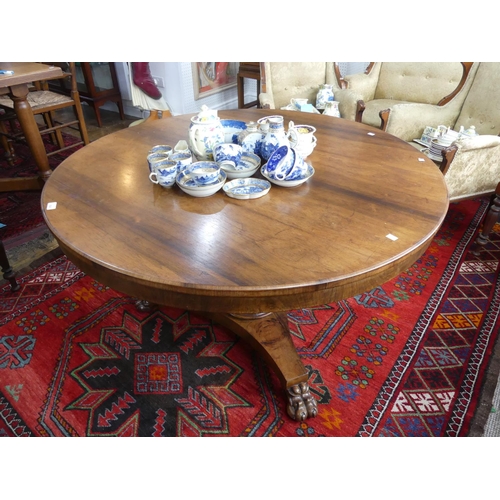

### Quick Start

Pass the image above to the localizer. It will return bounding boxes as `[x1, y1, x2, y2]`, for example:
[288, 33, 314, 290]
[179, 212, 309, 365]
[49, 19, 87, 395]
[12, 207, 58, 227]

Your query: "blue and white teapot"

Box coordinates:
[188, 105, 225, 161]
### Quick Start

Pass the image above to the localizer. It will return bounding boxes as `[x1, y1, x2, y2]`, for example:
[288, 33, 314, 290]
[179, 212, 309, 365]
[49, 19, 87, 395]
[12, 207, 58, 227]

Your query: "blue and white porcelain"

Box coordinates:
[147, 153, 174, 173]
[213, 143, 243, 169]
[148, 160, 178, 188]
[286, 152, 308, 181]
[316, 84, 334, 110]
[188, 105, 225, 161]
[170, 151, 192, 173]
[265, 145, 295, 180]
[237, 121, 265, 157]
[149, 144, 173, 157]
[176, 169, 227, 197]
[220, 119, 247, 144]
[220, 152, 261, 179]
[260, 116, 292, 161]
[185, 161, 220, 185]
[261, 163, 314, 188]
[223, 178, 271, 200]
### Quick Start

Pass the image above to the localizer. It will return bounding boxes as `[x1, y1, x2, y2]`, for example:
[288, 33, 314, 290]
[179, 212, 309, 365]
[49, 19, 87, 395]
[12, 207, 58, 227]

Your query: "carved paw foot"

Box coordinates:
[286, 382, 318, 421]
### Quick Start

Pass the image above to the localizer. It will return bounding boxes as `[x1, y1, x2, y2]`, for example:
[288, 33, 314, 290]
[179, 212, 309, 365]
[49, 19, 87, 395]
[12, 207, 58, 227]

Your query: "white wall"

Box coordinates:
[113, 62, 369, 118]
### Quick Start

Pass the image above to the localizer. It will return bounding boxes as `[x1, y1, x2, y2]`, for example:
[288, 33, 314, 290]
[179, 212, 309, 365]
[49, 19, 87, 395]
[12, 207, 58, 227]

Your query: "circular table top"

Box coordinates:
[41, 109, 449, 313]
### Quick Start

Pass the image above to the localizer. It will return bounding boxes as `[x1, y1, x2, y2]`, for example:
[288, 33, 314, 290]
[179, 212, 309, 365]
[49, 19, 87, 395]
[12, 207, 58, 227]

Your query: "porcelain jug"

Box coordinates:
[322, 101, 340, 117]
[459, 125, 478, 138]
[316, 84, 334, 110]
[260, 116, 297, 161]
[188, 105, 225, 160]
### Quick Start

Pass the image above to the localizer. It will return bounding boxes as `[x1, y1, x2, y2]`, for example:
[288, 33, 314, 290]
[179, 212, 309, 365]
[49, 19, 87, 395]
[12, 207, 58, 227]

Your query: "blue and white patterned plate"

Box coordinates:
[223, 178, 271, 199]
[221, 119, 246, 144]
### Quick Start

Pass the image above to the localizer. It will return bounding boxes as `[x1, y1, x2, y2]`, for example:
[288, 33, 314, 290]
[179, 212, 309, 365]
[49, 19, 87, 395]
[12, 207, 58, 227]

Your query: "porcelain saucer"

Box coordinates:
[261, 164, 314, 187]
[223, 178, 271, 199]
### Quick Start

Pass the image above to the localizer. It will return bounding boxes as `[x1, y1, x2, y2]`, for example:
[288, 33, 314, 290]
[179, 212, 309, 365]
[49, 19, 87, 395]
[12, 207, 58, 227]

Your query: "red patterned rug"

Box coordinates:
[0, 196, 499, 437]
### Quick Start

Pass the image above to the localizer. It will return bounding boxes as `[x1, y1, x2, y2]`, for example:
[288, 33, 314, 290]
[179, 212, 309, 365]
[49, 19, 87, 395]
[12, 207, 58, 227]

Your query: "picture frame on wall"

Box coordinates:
[192, 62, 239, 100]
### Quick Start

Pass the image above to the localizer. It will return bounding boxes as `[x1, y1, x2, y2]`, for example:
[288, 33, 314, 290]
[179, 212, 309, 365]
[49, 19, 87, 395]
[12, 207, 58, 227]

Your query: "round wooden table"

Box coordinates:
[41, 109, 449, 421]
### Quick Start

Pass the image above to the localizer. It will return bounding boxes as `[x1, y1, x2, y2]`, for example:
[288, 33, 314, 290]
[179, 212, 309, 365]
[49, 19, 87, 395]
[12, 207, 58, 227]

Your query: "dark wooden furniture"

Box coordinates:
[0, 62, 65, 192]
[49, 63, 125, 128]
[0, 223, 20, 292]
[41, 109, 449, 421]
[0, 62, 90, 168]
[473, 182, 500, 255]
[237, 62, 261, 109]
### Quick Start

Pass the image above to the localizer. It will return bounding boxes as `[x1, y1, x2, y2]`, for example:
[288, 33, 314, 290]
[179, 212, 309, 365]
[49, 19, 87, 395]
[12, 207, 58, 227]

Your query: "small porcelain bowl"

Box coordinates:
[214, 143, 243, 169]
[186, 161, 220, 185]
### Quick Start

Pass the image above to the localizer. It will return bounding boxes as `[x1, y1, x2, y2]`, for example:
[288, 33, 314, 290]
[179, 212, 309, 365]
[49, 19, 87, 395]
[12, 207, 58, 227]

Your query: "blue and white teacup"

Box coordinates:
[186, 161, 220, 185]
[170, 151, 192, 173]
[149, 144, 173, 157]
[214, 143, 243, 169]
[266, 145, 295, 180]
[286, 151, 308, 181]
[149, 160, 177, 188]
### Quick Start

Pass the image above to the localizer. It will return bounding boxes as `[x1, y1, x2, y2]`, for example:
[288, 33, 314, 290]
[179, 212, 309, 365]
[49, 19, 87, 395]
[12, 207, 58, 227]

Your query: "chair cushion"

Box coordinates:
[0, 91, 73, 111]
[362, 99, 414, 128]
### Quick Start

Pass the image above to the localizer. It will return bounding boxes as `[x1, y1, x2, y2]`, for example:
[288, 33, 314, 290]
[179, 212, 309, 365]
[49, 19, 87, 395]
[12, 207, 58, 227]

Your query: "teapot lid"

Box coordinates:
[192, 104, 219, 123]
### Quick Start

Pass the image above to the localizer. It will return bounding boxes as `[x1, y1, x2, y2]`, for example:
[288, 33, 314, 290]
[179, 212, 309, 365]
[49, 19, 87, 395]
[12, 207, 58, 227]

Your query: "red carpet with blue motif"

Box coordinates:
[0, 194, 499, 437]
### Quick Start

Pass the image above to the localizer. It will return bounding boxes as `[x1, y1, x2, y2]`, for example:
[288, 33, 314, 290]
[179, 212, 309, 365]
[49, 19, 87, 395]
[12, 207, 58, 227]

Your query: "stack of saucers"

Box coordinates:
[428, 129, 460, 161]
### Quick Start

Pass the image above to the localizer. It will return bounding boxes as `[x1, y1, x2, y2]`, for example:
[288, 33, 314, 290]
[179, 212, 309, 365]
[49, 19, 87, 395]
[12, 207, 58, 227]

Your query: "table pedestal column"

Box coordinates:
[208, 311, 318, 421]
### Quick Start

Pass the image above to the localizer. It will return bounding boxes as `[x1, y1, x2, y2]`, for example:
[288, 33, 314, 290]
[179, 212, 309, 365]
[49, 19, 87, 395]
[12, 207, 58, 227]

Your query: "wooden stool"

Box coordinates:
[237, 63, 261, 109]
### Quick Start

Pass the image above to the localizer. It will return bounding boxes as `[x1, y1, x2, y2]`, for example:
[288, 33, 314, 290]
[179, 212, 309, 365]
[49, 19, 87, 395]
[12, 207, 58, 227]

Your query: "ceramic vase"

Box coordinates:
[316, 84, 334, 110]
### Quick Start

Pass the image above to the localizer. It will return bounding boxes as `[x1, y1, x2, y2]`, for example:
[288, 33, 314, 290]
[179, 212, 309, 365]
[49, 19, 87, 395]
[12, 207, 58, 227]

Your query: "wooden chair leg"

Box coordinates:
[472, 182, 500, 255]
[0, 239, 20, 292]
[0, 120, 17, 165]
[72, 98, 90, 145]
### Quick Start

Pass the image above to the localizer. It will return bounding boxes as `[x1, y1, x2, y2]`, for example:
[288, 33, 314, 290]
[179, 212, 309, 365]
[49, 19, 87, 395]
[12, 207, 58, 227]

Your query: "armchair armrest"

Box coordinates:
[380, 102, 464, 142]
[335, 88, 367, 121]
[441, 135, 500, 201]
[259, 92, 274, 110]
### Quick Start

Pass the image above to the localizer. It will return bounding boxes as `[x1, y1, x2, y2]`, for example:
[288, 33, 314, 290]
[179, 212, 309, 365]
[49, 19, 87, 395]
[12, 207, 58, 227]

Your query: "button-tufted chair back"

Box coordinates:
[259, 62, 338, 109]
[454, 62, 500, 136]
[374, 62, 465, 104]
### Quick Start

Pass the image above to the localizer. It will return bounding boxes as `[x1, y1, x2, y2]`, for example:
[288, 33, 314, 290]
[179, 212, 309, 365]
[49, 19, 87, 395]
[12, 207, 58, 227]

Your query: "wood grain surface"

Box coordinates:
[41, 109, 449, 313]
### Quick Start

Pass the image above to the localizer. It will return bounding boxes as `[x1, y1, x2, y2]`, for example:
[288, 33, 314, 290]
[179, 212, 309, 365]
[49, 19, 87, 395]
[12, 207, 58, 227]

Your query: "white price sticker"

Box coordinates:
[47, 202, 57, 210]
[386, 233, 398, 241]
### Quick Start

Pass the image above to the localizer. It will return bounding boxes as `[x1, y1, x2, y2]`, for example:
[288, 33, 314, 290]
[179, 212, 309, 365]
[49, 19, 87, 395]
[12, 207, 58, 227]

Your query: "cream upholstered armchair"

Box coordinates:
[258, 62, 341, 110]
[334, 62, 474, 131]
[430, 62, 500, 201]
[382, 62, 500, 202]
